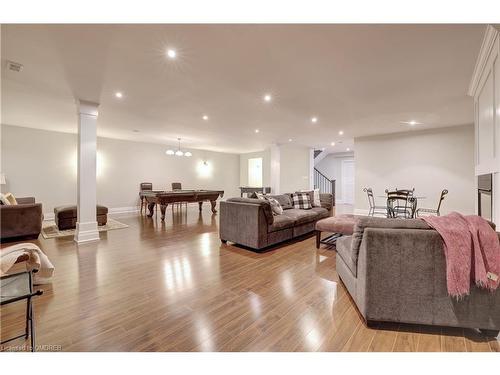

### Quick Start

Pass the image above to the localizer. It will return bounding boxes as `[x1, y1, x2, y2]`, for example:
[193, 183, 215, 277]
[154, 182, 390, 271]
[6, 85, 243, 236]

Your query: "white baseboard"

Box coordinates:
[354, 208, 370, 216]
[108, 206, 140, 216]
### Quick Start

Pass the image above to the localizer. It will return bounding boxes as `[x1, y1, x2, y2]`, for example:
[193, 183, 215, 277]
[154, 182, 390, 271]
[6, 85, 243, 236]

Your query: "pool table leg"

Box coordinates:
[198, 201, 203, 211]
[147, 202, 155, 217]
[160, 204, 167, 221]
[210, 200, 217, 213]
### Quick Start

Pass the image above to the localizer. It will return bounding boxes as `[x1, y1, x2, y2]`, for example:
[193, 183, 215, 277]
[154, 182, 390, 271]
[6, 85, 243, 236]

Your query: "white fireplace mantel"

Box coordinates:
[469, 25, 500, 224]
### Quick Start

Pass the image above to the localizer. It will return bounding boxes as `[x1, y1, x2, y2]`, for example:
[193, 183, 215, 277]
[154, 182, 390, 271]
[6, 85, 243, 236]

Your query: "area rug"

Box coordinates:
[41, 218, 129, 239]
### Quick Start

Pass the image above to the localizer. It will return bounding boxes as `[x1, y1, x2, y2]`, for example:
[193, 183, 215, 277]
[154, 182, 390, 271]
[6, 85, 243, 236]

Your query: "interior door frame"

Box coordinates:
[341, 159, 355, 205]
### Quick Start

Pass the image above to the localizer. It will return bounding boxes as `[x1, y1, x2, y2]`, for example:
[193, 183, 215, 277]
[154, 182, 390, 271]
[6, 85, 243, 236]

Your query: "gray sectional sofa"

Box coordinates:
[336, 216, 500, 332]
[220, 193, 333, 250]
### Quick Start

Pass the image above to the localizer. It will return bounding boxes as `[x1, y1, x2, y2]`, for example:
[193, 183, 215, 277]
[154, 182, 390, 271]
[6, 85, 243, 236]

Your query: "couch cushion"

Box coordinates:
[269, 194, 293, 210]
[336, 235, 357, 276]
[310, 207, 330, 219]
[268, 214, 295, 232]
[282, 208, 318, 225]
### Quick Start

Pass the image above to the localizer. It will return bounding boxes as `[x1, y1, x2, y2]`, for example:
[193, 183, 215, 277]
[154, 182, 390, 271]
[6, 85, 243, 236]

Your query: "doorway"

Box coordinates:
[341, 160, 355, 205]
[248, 157, 263, 187]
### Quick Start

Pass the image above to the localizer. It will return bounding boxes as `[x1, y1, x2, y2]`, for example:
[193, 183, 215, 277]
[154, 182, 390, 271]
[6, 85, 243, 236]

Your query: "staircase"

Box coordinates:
[314, 168, 336, 198]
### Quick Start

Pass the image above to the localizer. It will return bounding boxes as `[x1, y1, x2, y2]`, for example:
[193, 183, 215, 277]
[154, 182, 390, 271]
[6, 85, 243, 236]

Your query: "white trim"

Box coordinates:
[354, 208, 369, 216]
[469, 25, 499, 97]
[108, 206, 140, 216]
[74, 221, 99, 243]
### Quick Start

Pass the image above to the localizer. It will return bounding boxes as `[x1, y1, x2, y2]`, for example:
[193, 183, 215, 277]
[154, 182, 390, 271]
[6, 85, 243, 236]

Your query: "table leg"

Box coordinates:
[198, 201, 203, 211]
[160, 204, 167, 221]
[147, 202, 155, 217]
[210, 200, 217, 213]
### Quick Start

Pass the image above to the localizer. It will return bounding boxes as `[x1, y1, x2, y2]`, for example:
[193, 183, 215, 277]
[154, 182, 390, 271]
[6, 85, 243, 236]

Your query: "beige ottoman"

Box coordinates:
[315, 214, 361, 248]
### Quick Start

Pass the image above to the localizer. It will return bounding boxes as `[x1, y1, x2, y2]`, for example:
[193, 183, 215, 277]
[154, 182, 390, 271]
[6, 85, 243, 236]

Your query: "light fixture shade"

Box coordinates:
[166, 150, 175, 155]
[184, 152, 192, 157]
[0, 173, 6, 185]
[175, 150, 184, 156]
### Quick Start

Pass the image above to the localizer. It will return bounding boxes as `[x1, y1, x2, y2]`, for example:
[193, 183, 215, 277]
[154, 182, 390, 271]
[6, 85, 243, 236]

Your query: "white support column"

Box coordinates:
[270, 144, 280, 194]
[74, 99, 100, 244]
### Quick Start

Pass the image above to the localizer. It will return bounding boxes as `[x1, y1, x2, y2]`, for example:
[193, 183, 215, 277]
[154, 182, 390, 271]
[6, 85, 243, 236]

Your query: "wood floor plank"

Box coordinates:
[441, 327, 467, 352]
[368, 322, 400, 352]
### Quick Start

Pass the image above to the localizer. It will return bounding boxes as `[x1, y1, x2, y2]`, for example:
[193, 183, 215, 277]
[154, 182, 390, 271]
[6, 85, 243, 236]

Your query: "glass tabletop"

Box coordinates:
[1, 272, 31, 303]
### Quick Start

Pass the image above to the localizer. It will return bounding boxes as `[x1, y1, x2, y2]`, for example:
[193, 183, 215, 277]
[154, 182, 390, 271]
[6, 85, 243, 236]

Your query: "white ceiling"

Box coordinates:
[1, 24, 484, 154]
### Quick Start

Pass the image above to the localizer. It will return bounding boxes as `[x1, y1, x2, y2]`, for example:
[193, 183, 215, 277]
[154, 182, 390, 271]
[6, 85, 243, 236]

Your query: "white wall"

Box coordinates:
[279, 144, 311, 193]
[315, 152, 355, 202]
[354, 125, 476, 215]
[1, 125, 240, 216]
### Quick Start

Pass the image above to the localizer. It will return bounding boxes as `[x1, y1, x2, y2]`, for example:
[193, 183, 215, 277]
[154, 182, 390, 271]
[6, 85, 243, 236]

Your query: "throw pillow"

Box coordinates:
[255, 192, 266, 200]
[292, 192, 312, 209]
[312, 188, 321, 207]
[5, 192, 18, 205]
[264, 196, 283, 215]
[0, 193, 7, 205]
[299, 189, 321, 207]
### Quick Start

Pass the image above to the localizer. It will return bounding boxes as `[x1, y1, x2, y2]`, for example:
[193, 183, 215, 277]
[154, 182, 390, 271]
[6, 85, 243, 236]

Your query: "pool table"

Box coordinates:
[140, 190, 224, 221]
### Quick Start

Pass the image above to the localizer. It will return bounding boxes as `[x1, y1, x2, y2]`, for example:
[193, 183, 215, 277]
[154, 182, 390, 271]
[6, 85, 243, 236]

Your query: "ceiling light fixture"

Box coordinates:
[263, 94, 272, 102]
[288, 138, 292, 142]
[347, 148, 351, 151]
[167, 48, 177, 59]
[311, 117, 318, 123]
[401, 120, 422, 126]
[338, 130, 344, 135]
[202, 115, 209, 121]
[166, 138, 191, 157]
[255, 129, 260, 133]
[115, 92, 123, 99]
[331, 142, 335, 146]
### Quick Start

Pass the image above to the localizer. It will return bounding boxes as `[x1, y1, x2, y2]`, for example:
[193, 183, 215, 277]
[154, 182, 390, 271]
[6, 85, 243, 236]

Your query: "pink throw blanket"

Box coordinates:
[421, 212, 500, 298]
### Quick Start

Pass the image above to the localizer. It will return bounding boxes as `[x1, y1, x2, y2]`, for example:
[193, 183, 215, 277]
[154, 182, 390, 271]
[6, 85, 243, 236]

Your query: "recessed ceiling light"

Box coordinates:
[401, 120, 422, 126]
[255, 129, 260, 133]
[167, 48, 177, 59]
[202, 115, 209, 121]
[115, 92, 123, 99]
[331, 142, 335, 146]
[338, 130, 344, 135]
[263, 94, 272, 102]
[311, 117, 318, 123]
[288, 138, 292, 142]
[347, 148, 351, 151]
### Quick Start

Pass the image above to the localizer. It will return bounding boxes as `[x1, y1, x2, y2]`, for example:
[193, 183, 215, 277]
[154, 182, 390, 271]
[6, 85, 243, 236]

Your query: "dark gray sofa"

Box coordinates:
[220, 193, 333, 250]
[336, 216, 500, 332]
[0, 197, 43, 242]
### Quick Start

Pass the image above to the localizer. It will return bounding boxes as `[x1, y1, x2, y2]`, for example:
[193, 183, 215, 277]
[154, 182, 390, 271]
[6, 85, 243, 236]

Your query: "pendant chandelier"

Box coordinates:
[166, 138, 192, 157]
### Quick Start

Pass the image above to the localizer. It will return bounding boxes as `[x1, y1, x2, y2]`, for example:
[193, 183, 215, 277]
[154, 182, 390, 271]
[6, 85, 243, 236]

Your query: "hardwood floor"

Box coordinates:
[1, 205, 498, 351]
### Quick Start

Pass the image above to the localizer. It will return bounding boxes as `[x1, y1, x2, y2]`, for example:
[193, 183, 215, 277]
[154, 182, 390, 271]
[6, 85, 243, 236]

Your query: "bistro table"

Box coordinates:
[377, 195, 427, 218]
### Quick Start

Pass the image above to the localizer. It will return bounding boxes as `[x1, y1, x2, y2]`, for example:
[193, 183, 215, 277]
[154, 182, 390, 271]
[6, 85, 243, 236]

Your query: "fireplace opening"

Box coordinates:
[478, 174, 492, 221]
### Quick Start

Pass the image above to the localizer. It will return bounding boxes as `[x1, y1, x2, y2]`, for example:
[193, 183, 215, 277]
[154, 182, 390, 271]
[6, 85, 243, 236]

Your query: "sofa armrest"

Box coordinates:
[16, 196, 36, 204]
[319, 193, 334, 213]
[0, 203, 43, 240]
[219, 200, 270, 249]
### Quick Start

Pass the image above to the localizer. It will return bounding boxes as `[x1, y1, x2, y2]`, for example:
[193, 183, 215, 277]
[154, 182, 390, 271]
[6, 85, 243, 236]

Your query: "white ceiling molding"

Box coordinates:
[468, 25, 499, 97]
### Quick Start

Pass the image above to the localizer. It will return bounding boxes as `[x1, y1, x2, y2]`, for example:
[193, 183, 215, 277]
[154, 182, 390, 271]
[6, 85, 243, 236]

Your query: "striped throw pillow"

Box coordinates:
[292, 192, 312, 209]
